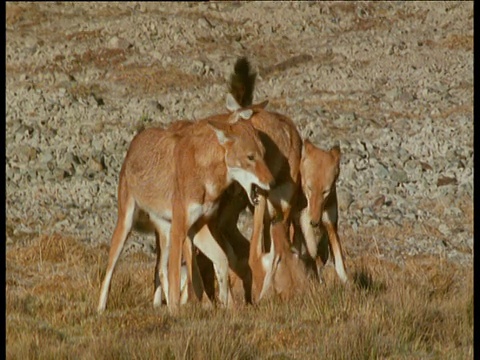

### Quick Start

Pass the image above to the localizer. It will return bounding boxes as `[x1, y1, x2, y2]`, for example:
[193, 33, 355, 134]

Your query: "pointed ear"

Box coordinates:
[238, 108, 253, 120]
[255, 100, 269, 109]
[208, 121, 232, 145]
[226, 108, 253, 123]
[226, 93, 241, 112]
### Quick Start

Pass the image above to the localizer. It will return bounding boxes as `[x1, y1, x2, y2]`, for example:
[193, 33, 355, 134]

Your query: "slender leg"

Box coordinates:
[249, 194, 267, 302]
[259, 206, 296, 301]
[153, 221, 204, 307]
[196, 251, 216, 302]
[214, 185, 253, 304]
[300, 208, 330, 283]
[147, 216, 172, 307]
[250, 194, 281, 303]
[212, 218, 253, 305]
[180, 258, 189, 305]
[168, 210, 186, 312]
[193, 224, 233, 308]
[97, 193, 135, 313]
[300, 209, 318, 260]
[153, 230, 163, 307]
[315, 228, 329, 284]
[224, 239, 252, 305]
[323, 213, 348, 282]
[322, 191, 348, 283]
[182, 236, 207, 304]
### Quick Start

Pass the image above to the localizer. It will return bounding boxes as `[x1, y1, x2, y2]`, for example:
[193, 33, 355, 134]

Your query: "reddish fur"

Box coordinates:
[97, 108, 274, 313]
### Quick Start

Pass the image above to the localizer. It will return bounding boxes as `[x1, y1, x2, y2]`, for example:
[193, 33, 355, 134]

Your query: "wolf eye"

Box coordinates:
[247, 154, 255, 161]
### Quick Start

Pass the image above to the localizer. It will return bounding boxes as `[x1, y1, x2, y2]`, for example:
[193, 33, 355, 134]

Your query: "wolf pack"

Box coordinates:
[97, 57, 349, 314]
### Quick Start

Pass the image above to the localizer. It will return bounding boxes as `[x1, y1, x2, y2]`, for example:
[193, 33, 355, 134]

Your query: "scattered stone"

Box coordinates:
[147, 100, 165, 113]
[337, 191, 353, 211]
[87, 156, 105, 173]
[336, 112, 356, 126]
[17, 145, 38, 162]
[419, 161, 433, 172]
[107, 36, 131, 50]
[438, 223, 450, 236]
[53, 167, 73, 181]
[403, 159, 418, 170]
[437, 176, 457, 187]
[390, 168, 409, 183]
[443, 206, 463, 217]
[198, 17, 213, 28]
[372, 195, 385, 209]
[91, 93, 104, 106]
[4, 2, 473, 269]
[362, 206, 376, 218]
[385, 87, 400, 101]
[375, 163, 389, 179]
[91, 139, 104, 152]
[39, 151, 53, 164]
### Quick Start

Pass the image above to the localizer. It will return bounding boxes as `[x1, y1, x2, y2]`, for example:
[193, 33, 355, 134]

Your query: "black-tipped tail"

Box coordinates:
[229, 57, 257, 107]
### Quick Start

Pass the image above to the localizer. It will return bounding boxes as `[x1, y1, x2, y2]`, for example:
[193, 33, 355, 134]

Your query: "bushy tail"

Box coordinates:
[229, 57, 257, 107]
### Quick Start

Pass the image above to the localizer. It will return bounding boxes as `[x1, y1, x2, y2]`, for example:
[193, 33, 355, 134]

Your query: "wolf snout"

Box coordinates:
[258, 178, 275, 192]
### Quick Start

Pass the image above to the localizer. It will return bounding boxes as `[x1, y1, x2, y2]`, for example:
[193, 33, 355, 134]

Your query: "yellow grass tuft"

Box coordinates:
[6, 233, 473, 359]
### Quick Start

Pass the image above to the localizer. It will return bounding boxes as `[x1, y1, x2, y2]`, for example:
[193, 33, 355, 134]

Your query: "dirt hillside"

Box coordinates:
[6, 2, 473, 268]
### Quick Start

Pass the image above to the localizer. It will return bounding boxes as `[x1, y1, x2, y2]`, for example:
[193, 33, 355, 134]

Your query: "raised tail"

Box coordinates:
[229, 57, 257, 107]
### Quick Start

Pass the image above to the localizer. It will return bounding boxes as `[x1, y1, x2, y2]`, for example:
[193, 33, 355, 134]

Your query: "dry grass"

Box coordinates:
[6, 232, 472, 359]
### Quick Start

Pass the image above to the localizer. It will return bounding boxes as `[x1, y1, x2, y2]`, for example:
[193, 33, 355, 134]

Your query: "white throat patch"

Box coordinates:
[227, 166, 269, 204]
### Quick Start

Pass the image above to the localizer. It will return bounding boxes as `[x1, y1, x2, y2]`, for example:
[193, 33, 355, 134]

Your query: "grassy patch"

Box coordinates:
[6, 233, 473, 359]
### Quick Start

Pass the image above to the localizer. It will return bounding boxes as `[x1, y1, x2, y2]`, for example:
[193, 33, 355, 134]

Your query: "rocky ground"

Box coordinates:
[6, 2, 473, 269]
